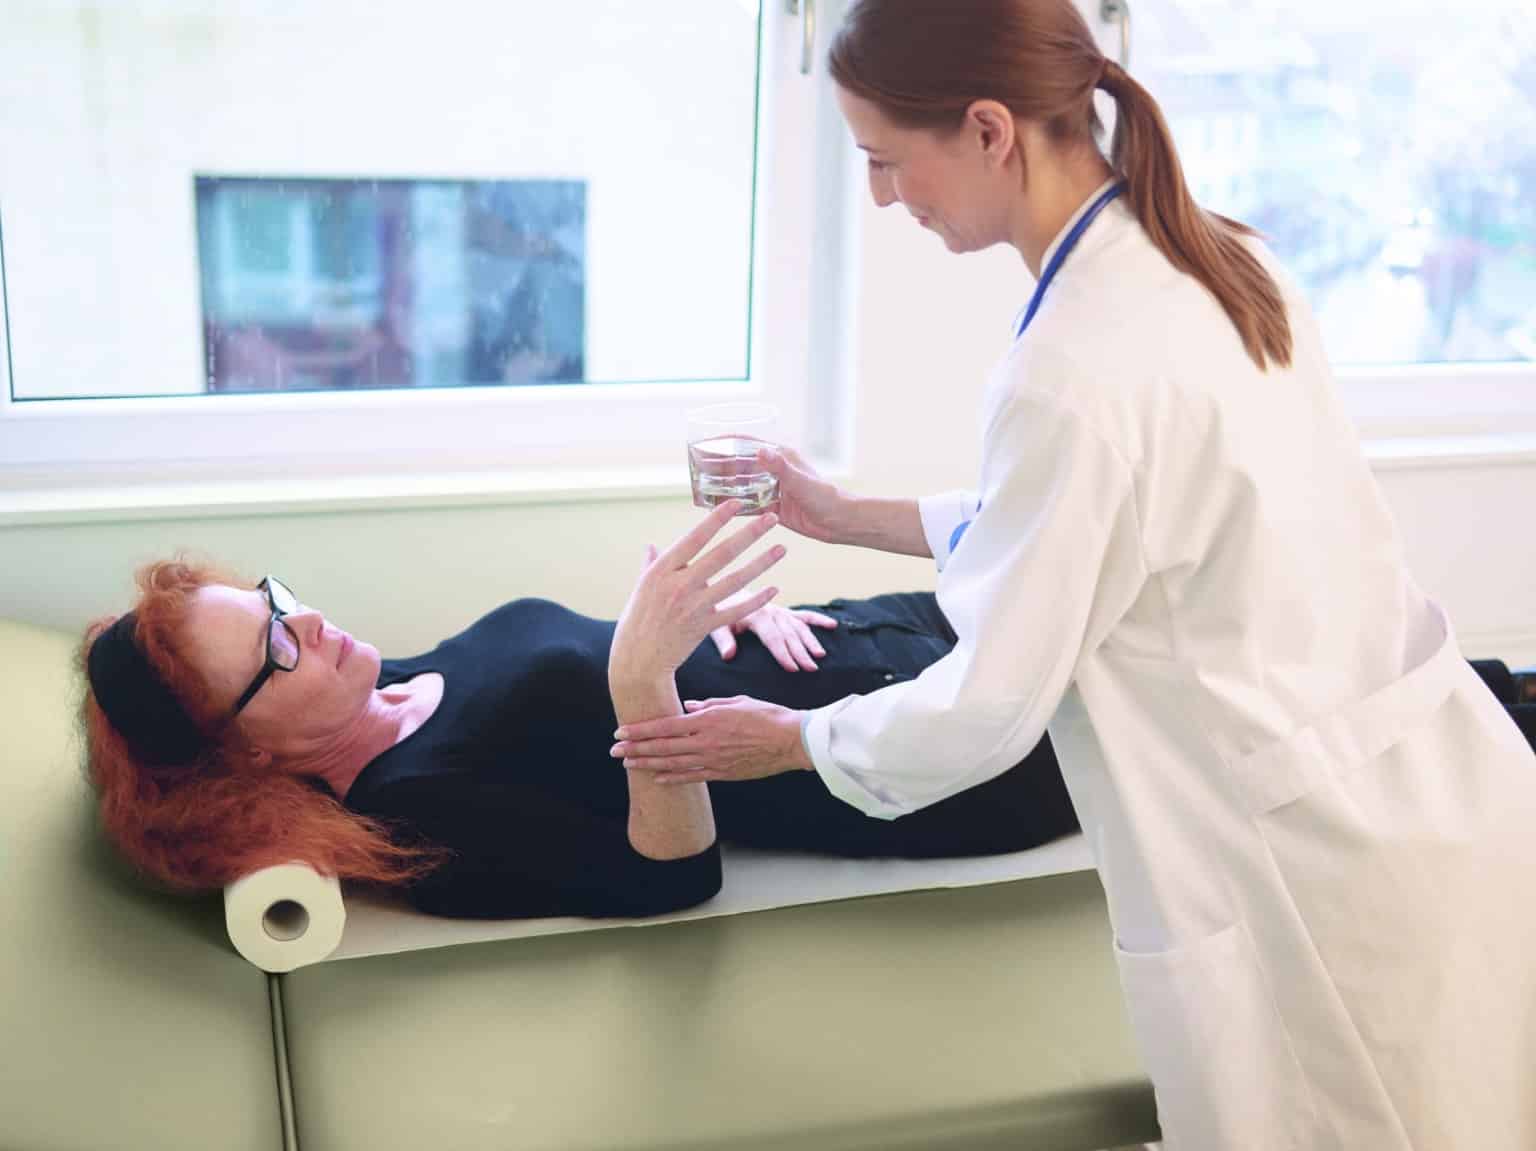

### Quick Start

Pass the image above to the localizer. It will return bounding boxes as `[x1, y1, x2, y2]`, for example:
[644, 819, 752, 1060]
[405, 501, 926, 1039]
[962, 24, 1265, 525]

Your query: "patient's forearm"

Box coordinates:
[836, 496, 932, 558]
[610, 673, 717, 860]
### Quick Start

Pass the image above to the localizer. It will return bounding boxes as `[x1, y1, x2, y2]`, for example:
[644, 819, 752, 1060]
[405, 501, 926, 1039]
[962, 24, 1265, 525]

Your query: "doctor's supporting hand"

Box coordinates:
[611, 694, 815, 784]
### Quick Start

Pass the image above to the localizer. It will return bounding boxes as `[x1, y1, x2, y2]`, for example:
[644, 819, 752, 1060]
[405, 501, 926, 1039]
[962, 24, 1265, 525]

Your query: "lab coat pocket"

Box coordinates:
[1114, 921, 1309, 1151]
[1245, 667, 1536, 1141]
[1228, 603, 1475, 977]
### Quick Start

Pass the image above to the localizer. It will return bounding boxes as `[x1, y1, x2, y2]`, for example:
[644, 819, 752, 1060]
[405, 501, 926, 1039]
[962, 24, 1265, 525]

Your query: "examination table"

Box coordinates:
[0, 613, 1159, 1150]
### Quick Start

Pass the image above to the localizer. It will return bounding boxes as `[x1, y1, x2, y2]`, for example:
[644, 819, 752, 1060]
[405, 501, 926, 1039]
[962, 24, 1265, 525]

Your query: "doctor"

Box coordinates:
[612, 1, 1536, 1147]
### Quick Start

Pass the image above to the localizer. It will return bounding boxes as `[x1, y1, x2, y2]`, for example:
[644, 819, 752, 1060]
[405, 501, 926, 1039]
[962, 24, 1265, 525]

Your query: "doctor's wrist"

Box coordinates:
[830, 493, 882, 548]
[837, 496, 930, 559]
[795, 711, 817, 773]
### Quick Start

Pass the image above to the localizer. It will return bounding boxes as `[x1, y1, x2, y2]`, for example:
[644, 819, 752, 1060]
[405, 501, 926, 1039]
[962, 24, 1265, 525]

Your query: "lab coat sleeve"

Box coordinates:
[918, 490, 982, 572]
[805, 379, 1146, 818]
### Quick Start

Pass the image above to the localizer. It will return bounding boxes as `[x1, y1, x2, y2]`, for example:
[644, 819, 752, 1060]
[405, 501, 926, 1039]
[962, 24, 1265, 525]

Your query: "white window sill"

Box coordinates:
[0, 467, 698, 527]
[1361, 432, 1536, 471]
[1, 434, 1533, 528]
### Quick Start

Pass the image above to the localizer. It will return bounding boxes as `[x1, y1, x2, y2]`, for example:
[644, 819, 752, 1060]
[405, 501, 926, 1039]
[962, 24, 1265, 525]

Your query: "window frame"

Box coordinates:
[1338, 362, 1536, 442]
[0, 210, 11, 425]
[0, 3, 860, 518]
[3, 0, 1533, 527]
[1086, 0, 1536, 444]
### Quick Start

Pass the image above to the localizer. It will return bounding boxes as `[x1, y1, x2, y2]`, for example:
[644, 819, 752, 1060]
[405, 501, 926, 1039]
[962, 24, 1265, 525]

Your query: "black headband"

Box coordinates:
[87, 611, 207, 767]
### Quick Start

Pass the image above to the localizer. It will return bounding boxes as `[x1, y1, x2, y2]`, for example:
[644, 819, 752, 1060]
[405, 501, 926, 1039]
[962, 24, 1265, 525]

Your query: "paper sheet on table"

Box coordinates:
[325, 832, 1096, 965]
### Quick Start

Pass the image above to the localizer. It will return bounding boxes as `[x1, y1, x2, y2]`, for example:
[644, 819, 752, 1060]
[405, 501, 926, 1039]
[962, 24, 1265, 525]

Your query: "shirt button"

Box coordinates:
[883, 673, 896, 681]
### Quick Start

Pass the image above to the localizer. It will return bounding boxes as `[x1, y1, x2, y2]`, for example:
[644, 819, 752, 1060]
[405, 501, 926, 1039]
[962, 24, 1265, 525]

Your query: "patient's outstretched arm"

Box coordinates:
[608, 501, 786, 860]
[611, 673, 716, 861]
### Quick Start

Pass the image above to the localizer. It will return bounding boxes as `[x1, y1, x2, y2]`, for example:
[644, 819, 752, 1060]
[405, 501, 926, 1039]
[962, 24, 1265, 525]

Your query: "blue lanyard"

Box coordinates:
[949, 183, 1124, 557]
[1015, 182, 1124, 339]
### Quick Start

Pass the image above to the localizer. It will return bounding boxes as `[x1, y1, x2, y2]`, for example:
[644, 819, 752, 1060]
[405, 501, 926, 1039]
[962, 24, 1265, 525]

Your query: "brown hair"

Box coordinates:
[829, 0, 1293, 371]
[79, 558, 450, 894]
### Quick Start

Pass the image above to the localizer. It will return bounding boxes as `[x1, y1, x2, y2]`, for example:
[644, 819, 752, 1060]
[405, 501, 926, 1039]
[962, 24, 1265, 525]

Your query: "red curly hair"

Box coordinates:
[78, 557, 450, 894]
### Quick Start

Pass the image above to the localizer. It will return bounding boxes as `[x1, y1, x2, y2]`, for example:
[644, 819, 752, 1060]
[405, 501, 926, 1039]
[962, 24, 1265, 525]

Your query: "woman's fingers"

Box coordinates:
[792, 617, 827, 658]
[759, 444, 809, 474]
[662, 499, 744, 567]
[764, 632, 798, 672]
[794, 610, 838, 631]
[707, 543, 786, 607]
[625, 757, 714, 775]
[706, 577, 780, 633]
[709, 626, 737, 660]
[693, 511, 779, 583]
[611, 735, 704, 761]
[614, 699, 740, 740]
[682, 697, 741, 712]
[774, 444, 817, 476]
[785, 630, 819, 671]
[711, 585, 778, 632]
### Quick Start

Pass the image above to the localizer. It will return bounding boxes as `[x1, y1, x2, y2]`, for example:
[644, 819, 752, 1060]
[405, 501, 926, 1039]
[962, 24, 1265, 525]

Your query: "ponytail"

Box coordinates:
[831, 0, 1295, 373]
[1097, 59, 1293, 371]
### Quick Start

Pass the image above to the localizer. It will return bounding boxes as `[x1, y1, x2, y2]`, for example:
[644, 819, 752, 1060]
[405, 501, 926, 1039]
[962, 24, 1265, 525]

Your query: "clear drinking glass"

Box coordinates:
[686, 402, 780, 515]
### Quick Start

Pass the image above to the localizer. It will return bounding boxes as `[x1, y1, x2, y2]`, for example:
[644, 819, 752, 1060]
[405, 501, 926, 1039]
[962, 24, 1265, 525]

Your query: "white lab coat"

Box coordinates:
[803, 190, 1536, 1149]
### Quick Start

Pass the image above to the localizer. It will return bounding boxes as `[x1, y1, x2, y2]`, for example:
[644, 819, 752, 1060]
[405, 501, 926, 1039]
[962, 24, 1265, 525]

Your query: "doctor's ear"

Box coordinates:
[966, 100, 1017, 166]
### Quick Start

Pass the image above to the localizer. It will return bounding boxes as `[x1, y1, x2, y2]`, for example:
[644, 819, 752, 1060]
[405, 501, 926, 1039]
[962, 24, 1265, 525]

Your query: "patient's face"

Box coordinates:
[183, 584, 382, 761]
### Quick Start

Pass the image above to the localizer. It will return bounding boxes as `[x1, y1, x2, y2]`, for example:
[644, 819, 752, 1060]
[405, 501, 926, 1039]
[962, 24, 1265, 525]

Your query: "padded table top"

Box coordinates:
[0, 618, 284, 1151]
[281, 867, 1157, 1151]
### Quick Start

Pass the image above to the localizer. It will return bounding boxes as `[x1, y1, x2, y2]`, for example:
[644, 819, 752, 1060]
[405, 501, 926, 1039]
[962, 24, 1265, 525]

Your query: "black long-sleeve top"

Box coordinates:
[342, 593, 1079, 920]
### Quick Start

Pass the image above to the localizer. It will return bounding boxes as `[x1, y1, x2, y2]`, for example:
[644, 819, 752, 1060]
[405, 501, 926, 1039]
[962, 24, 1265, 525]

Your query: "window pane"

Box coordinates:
[2, 0, 762, 400]
[1137, 1, 1536, 366]
[196, 177, 587, 391]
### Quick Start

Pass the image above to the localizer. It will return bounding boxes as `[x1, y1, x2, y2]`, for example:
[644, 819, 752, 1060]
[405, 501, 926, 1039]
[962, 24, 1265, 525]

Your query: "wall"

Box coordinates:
[4, 190, 1535, 666]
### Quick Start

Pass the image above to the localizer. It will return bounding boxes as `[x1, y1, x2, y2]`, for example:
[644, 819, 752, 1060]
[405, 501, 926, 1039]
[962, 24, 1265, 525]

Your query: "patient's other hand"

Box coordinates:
[709, 597, 837, 671]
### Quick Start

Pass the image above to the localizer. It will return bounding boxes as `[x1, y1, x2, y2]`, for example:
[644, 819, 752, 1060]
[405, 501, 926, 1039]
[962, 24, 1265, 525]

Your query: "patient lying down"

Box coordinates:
[78, 509, 1078, 921]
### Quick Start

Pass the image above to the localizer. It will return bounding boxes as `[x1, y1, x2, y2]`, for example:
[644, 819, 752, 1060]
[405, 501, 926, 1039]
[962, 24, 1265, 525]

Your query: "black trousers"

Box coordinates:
[676, 591, 1536, 862]
[1467, 659, 1536, 746]
[676, 592, 1079, 859]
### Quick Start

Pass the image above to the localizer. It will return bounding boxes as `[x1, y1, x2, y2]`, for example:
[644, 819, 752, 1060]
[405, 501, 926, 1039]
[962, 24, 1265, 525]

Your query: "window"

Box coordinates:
[0, 214, 11, 409]
[0, 0, 849, 501]
[196, 177, 589, 392]
[1127, 0, 1536, 436]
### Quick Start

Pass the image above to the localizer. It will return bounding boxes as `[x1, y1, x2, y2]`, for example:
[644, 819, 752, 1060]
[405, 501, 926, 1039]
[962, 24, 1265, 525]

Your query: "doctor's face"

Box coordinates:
[836, 87, 1015, 254]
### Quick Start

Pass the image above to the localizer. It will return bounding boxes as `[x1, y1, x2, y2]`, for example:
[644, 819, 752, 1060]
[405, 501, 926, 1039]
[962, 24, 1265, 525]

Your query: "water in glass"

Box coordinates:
[688, 434, 779, 514]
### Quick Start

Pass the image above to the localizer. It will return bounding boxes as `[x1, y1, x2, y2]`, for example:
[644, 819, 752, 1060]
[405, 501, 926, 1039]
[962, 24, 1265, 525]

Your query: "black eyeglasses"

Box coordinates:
[231, 576, 302, 717]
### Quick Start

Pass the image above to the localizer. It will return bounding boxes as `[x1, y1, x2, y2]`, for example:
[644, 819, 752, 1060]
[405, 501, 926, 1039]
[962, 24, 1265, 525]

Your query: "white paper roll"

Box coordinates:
[223, 863, 346, 973]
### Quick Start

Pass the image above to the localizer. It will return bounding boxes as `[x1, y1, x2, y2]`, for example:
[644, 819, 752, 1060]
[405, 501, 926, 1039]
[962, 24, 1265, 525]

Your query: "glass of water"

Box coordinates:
[686, 402, 780, 515]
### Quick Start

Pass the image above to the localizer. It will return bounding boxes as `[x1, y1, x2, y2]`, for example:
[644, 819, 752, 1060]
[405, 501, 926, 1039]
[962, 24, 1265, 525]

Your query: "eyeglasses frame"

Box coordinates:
[229, 576, 301, 718]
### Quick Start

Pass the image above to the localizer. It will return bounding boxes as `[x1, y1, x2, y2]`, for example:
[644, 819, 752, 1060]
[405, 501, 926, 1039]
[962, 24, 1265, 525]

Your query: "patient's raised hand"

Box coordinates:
[610, 500, 788, 686]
